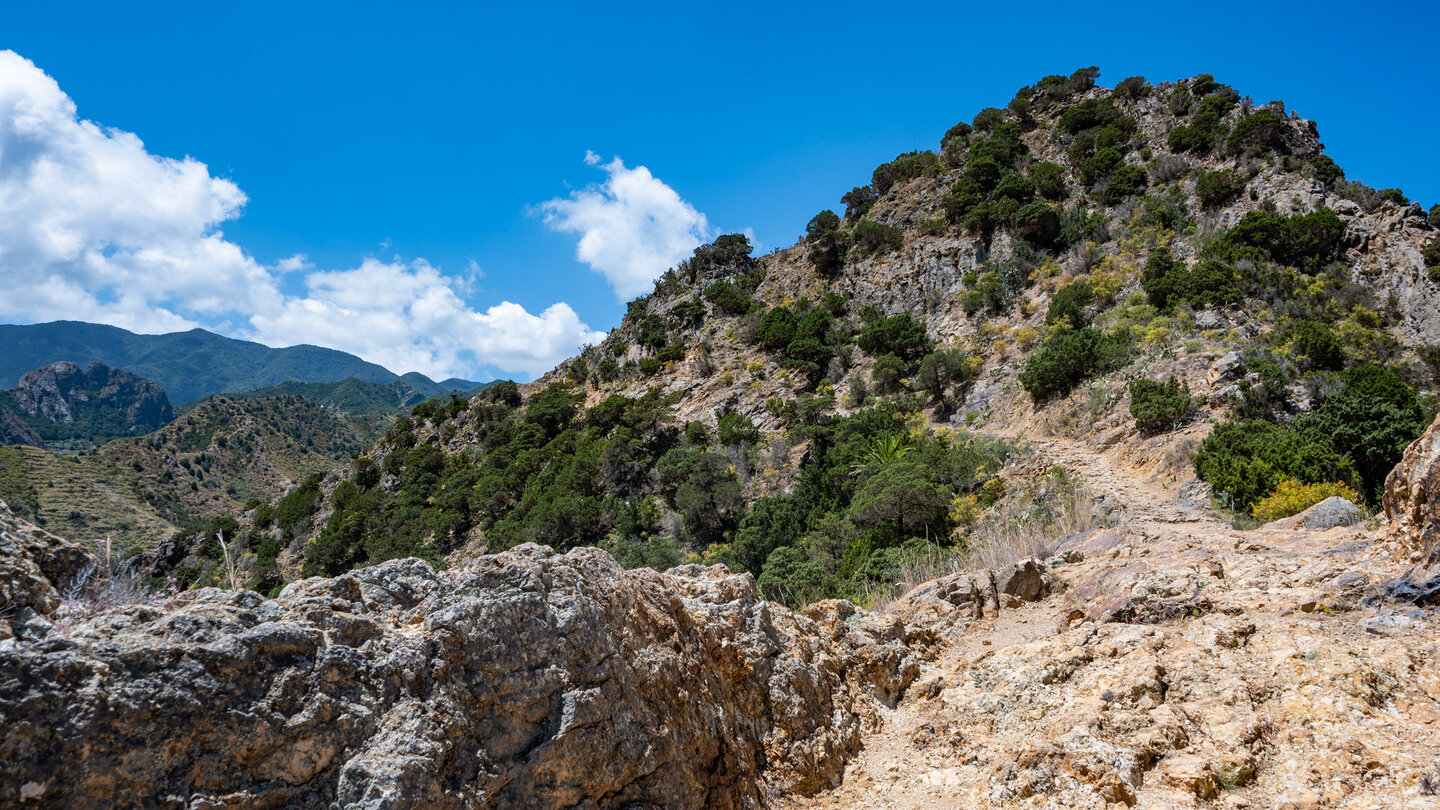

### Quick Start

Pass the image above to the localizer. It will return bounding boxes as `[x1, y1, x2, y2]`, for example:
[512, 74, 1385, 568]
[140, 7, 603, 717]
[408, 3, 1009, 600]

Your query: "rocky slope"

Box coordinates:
[0, 361, 173, 447]
[785, 419, 1440, 809]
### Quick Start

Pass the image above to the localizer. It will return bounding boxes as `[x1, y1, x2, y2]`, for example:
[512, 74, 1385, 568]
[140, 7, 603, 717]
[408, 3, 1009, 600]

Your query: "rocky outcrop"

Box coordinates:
[0, 540, 919, 809]
[888, 558, 1054, 631]
[9, 361, 174, 432]
[1385, 410, 1440, 555]
[0, 502, 95, 641]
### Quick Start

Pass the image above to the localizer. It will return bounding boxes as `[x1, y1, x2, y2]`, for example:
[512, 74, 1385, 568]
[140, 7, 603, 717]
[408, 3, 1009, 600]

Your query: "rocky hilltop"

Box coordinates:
[0, 361, 173, 447]
[3, 68, 1440, 808]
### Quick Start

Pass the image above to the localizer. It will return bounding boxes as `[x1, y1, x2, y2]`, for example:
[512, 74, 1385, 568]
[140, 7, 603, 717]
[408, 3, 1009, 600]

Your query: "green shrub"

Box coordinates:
[1195, 169, 1245, 208]
[941, 121, 972, 150]
[1014, 203, 1062, 248]
[856, 314, 930, 360]
[1228, 358, 1292, 423]
[1216, 208, 1345, 270]
[1128, 377, 1195, 434]
[524, 384, 583, 438]
[1198, 365, 1426, 507]
[1250, 479, 1363, 523]
[850, 220, 903, 256]
[871, 354, 907, 394]
[600, 530, 683, 572]
[972, 107, 1006, 131]
[993, 172, 1034, 204]
[1019, 328, 1133, 403]
[1293, 364, 1427, 501]
[1423, 239, 1440, 279]
[1226, 109, 1286, 154]
[1046, 279, 1095, 327]
[1060, 98, 1124, 134]
[1190, 74, 1220, 96]
[1142, 247, 1239, 311]
[717, 410, 760, 447]
[806, 210, 846, 276]
[1166, 88, 1237, 154]
[730, 495, 804, 575]
[704, 280, 752, 315]
[1308, 154, 1344, 186]
[758, 546, 828, 607]
[1112, 76, 1149, 100]
[841, 185, 877, 220]
[1193, 420, 1354, 511]
[1103, 164, 1148, 204]
[1079, 147, 1123, 186]
[752, 306, 798, 352]
[275, 473, 325, 538]
[914, 350, 975, 401]
[872, 151, 939, 194]
[1287, 320, 1345, 370]
[1030, 161, 1067, 200]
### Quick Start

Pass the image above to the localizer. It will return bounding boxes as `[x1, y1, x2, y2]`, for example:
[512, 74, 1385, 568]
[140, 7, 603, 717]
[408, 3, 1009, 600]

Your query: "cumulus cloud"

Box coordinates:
[250, 259, 603, 379]
[539, 151, 712, 300]
[0, 50, 601, 380]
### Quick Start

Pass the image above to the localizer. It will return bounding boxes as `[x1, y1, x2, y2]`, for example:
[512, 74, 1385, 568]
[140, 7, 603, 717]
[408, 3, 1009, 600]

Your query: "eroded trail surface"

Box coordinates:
[784, 430, 1440, 810]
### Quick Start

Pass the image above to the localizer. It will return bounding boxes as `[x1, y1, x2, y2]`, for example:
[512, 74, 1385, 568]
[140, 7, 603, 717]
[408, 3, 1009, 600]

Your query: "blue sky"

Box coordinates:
[2, 1, 1436, 381]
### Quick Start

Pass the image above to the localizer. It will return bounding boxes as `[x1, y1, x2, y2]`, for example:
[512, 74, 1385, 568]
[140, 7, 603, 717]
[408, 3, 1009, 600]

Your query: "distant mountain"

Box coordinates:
[0, 361, 173, 448]
[0, 321, 487, 405]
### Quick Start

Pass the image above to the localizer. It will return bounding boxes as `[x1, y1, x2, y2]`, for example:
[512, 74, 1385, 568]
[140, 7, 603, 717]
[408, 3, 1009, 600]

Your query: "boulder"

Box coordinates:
[1206, 351, 1244, 385]
[1299, 496, 1366, 530]
[999, 558, 1048, 602]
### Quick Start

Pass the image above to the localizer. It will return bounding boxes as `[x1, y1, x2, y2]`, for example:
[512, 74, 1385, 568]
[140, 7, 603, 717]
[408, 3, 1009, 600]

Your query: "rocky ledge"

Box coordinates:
[0, 517, 920, 809]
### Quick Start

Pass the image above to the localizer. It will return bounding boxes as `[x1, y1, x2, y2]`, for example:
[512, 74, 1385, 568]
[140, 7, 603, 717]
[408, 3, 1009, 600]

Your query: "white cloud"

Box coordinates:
[248, 258, 604, 379]
[539, 152, 712, 300]
[0, 50, 600, 381]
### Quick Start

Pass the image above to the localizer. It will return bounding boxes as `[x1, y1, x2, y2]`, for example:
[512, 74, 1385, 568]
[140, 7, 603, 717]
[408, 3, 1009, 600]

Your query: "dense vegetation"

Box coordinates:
[147, 68, 1440, 608]
[185, 381, 1015, 606]
[1194, 365, 1430, 510]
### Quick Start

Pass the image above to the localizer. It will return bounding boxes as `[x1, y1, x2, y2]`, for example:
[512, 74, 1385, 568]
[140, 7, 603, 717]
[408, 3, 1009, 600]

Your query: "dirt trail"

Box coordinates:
[784, 424, 1440, 809]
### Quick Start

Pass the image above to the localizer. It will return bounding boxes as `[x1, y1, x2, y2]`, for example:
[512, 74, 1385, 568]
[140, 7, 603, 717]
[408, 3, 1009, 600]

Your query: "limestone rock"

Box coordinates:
[0, 501, 94, 641]
[0, 545, 920, 808]
[1384, 411, 1440, 554]
[1206, 352, 1244, 385]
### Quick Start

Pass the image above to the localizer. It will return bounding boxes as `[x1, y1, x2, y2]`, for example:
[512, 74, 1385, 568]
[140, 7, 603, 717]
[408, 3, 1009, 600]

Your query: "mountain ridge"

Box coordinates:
[0, 320, 488, 405]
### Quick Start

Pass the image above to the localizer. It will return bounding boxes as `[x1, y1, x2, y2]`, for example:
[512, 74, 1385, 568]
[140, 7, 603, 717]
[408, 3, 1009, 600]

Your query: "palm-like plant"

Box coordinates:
[849, 433, 912, 476]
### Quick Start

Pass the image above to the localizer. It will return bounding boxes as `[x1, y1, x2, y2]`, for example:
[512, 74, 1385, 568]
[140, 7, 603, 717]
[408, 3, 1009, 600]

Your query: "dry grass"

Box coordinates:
[48, 536, 175, 636]
[961, 484, 1097, 571]
[863, 472, 1100, 612]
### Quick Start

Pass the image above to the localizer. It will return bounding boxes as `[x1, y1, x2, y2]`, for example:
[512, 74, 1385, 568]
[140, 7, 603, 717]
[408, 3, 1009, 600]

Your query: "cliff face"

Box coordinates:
[2, 361, 174, 443]
[0, 511, 921, 809]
